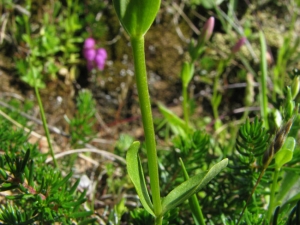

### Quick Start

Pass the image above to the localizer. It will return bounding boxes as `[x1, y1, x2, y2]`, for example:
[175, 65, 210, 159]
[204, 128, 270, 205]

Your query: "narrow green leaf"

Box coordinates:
[52, 172, 73, 191]
[161, 158, 228, 215]
[179, 158, 205, 225]
[78, 218, 97, 225]
[69, 179, 80, 195]
[69, 210, 93, 219]
[62, 198, 86, 208]
[158, 103, 190, 136]
[126, 141, 154, 216]
[21, 149, 30, 172]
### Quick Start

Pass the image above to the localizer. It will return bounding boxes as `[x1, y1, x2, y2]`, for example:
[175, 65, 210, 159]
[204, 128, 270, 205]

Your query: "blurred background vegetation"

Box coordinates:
[0, 0, 300, 224]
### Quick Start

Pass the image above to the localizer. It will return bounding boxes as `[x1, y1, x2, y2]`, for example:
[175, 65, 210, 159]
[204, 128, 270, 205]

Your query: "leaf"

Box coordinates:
[275, 137, 295, 169]
[276, 171, 299, 204]
[161, 158, 228, 215]
[158, 103, 190, 137]
[179, 158, 204, 225]
[69, 210, 93, 219]
[113, 0, 161, 37]
[126, 141, 154, 216]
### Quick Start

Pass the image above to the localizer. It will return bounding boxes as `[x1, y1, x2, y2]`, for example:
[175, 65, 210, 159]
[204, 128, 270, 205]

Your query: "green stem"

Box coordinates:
[266, 168, 280, 223]
[34, 86, 58, 168]
[182, 84, 189, 125]
[155, 215, 163, 225]
[131, 36, 162, 222]
[259, 31, 269, 130]
[180, 158, 206, 225]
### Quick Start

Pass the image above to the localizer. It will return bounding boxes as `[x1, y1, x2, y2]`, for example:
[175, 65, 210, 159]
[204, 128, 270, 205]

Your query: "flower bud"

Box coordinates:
[199, 17, 215, 44]
[232, 37, 247, 54]
[291, 76, 300, 100]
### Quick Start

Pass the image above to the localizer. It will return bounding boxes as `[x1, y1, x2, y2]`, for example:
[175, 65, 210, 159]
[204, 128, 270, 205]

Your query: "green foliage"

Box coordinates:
[126, 141, 155, 216]
[68, 89, 97, 148]
[188, 0, 225, 9]
[236, 117, 269, 165]
[14, 1, 83, 87]
[161, 159, 228, 215]
[274, 137, 295, 169]
[0, 121, 95, 224]
[2, 0, 300, 224]
[129, 208, 154, 225]
[2, 0, 105, 86]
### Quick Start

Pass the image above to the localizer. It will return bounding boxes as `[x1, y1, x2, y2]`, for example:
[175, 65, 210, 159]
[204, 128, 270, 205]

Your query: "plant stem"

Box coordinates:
[266, 168, 280, 223]
[182, 84, 189, 125]
[131, 36, 162, 223]
[34, 86, 58, 168]
[259, 31, 269, 130]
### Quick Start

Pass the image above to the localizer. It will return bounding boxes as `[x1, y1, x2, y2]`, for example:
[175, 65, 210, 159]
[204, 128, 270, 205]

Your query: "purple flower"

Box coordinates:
[84, 38, 96, 49]
[232, 37, 247, 54]
[96, 48, 107, 59]
[94, 48, 107, 71]
[83, 48, 96, 61]
[83, 38, 107, 71]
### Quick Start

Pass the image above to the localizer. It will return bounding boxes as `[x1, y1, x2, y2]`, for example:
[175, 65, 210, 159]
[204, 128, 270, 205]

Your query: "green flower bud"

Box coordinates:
[113, 0, 161, 38]
[291, 76, 300, 100]
[284, 87, 295, 119]
[181, 61, 192, 88]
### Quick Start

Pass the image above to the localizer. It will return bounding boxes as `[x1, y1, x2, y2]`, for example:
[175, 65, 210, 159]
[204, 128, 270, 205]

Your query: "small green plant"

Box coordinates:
[113, 1, 228, 224]
[2, 1, 300, 224]
[0, 120, 95, 224]
[68, 89, 97, 148]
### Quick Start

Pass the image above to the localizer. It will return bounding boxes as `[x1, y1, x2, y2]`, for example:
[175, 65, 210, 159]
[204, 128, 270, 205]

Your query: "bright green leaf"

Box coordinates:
[161, 158, 228, 215]
[69, 210, 93, 219]
[275, 137, 295, 169]
[158, 103, 191, 137]
[113, 0, 161, 38]
[179, 158, 204, 225]
[126, 141, 154, 216]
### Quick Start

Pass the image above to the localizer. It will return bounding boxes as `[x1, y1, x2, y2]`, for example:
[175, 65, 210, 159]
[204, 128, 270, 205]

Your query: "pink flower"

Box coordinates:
[199, 17, 215, 44]
[94, 48, 107, 71]
[83, 48, 96, 61]
[84, 38, 96, 49]
[83, 38, 107, 71]
[232, 37, 247, 54]
[96, 48, 107, 59]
